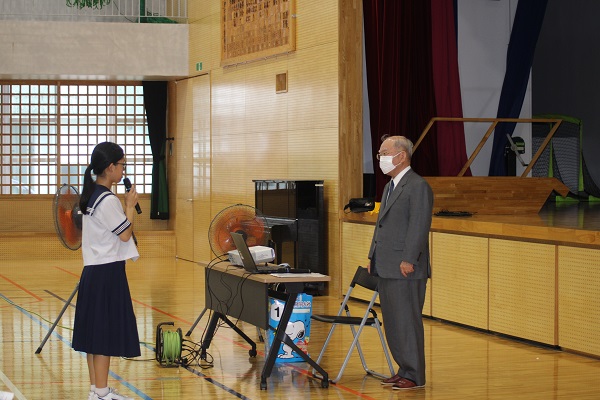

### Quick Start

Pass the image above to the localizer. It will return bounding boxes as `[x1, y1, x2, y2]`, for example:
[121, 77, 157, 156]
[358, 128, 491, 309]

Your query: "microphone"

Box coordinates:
[123, 177, 142, 214]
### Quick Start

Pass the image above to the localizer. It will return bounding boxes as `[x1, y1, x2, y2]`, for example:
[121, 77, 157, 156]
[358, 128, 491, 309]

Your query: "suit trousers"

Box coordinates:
[378, 277, 427, 386]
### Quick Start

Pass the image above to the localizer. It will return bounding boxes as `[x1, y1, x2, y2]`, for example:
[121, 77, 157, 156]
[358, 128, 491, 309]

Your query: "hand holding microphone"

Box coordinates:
[123, 177, 142, 214]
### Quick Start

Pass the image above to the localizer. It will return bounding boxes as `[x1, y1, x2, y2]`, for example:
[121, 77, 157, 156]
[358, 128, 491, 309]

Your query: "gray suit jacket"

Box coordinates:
[368, 169, 433, 280]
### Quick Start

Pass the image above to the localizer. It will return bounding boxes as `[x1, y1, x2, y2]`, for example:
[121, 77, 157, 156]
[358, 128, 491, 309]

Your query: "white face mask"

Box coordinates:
[379, 153, 401, 174]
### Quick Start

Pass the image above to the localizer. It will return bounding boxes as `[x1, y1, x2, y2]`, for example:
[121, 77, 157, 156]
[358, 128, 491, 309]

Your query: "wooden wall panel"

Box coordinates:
[243, 61, 290, 135]
[0, 233, 81, 261]
[167, 81, 178, 232]
[326, 211, 340, 294]
[0, 231, 174, 260]
[0, 198, 54, 232]
[296, 0, 338, 50]
[192, 75, 213, 262]
[0, 197, 166, 233]
[340, 219, 600, 356]
[431, 232, 488, 329]
[188, 1, 220, 75]
[338, 0, 363, 209]
[425, 232, 431, 316]
[337, 0, 363, 298]
[558, 246, 600, 356]
[210, 67, 254, 209]
[244, 131, 290, 179]
[184, 0, 343, 294]
[174, 79, 194, 261]
[135, 231, 176, 258]
[286, 128, 338, 178]
[341, 222, 431, 316]
[188, 0, 219, 22]
[341, 222, 375, 302]
[287, 42, 339, 131]
[489, 239, 556, 345]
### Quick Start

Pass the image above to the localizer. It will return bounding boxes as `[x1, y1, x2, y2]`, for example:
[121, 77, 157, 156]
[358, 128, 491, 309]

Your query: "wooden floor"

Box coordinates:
[1, 257, 600, 399]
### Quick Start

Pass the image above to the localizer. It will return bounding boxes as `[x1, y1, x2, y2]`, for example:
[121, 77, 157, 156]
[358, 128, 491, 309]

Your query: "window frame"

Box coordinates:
[0, 80, 153, 197]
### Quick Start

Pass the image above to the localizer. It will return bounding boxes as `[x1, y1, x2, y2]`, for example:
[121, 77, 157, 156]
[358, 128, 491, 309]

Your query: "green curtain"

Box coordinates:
[142, 81, 170, 220]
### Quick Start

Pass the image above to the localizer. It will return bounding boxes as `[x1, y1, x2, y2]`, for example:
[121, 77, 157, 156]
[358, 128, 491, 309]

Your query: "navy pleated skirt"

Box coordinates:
[72, 261, 141, 357]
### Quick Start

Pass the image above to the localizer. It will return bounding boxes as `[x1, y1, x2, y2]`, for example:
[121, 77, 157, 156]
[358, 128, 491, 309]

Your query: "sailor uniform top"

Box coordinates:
[82, 185, 139, 266]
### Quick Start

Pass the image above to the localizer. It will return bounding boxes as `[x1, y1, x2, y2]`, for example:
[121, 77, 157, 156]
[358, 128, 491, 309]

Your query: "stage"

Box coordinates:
[340, 198, 600, 358]
[343, 198, 600, 248]
[430, 199, 600, 248]
[537, 199, 600, 231]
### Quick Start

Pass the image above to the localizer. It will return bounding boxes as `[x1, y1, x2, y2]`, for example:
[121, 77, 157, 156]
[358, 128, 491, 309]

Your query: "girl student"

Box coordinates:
[73, 142, 140, 400]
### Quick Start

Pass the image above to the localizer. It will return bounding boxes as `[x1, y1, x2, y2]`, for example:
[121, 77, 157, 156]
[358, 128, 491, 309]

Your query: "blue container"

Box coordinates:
[267, 293, 312, 362]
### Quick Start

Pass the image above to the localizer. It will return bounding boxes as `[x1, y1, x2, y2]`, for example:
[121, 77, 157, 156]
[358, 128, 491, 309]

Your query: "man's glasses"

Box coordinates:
[376, 151, 403, 160]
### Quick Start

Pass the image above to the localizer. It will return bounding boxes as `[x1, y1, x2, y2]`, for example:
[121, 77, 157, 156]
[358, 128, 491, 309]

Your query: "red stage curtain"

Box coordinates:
[363, 0, 439, 200]
[430, 0, 471, 176]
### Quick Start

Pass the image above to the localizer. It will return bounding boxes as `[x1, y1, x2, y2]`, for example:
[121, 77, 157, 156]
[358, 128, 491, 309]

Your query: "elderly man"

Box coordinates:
[367, 135, 433, 390]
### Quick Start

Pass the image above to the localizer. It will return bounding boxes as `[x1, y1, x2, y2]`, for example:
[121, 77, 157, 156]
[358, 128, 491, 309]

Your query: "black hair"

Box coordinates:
[79, 142, 124, 214]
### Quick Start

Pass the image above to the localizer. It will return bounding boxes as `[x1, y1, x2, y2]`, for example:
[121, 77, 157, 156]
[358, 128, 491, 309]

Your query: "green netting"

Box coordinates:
[532, 114, 600, 201]
[532, 114, 581, 195]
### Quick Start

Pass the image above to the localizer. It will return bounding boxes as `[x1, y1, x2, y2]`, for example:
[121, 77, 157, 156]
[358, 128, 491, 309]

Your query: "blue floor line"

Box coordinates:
[0, 292, 152, 400]
[3, 290, 256, 400]
[185, 366, 252, 400]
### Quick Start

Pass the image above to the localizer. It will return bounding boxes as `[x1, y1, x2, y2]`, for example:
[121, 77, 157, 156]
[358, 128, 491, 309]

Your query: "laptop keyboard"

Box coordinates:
[256, 266, 311, 274]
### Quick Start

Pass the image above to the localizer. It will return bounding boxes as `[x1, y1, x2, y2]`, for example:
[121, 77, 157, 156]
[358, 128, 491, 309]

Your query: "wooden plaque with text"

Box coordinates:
[221, 0, 296, 66]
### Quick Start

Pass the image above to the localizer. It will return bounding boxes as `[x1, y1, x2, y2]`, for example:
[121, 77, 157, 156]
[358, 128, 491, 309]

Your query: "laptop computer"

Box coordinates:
[230, 232, 310, 274]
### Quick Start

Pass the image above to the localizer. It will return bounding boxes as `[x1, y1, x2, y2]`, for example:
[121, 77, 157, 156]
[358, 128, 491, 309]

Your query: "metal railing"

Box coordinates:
[0, 0, 187, 23]
[413, 117, 564, 177]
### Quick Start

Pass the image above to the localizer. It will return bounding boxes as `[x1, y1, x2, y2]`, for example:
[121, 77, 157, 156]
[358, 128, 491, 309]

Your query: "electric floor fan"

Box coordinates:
[36, 184, 83, 353]
[207, 203, 269, 256]
[186, 204, 270, 337]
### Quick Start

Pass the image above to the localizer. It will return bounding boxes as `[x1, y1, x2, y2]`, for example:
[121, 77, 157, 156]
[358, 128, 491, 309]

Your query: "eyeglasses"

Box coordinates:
[376, 151, 403, 160]
[115, 162, 128, 168]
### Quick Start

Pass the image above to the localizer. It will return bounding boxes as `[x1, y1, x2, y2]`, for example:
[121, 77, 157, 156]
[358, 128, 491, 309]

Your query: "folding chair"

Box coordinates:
[311, 266, 394, 383]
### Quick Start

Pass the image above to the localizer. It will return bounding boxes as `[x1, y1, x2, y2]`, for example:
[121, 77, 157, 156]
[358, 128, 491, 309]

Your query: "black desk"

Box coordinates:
[200, 263, 331, 389]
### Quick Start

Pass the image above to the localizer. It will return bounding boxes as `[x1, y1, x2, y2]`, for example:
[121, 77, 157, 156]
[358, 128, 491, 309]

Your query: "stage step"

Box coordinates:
[425, 177, 570, 215]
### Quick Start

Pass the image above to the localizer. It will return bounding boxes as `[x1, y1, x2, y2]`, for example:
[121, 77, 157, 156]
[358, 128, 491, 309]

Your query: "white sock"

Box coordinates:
[96, 387, 109, 397]
[0, 391, 15, 400]
[90, 385, 96, 392]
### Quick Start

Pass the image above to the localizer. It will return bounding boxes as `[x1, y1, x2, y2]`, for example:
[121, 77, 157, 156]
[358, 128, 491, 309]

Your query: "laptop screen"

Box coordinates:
[230, 232, 258, 272]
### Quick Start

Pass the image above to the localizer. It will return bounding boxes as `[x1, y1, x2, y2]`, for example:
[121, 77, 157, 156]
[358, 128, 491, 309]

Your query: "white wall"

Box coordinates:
[457, 0, 532, 176]
[0, 20, 188, 80]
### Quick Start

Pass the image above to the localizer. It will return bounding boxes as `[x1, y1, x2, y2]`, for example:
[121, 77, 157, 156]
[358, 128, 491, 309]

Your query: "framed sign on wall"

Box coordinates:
[221, 0, 296, 66]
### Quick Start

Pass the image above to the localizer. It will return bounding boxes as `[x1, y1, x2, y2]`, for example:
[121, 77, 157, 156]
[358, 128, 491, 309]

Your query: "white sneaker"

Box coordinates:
[95, 387, 133, 400]
[88, 390, 95, 400]
[0, 391, 14, 400]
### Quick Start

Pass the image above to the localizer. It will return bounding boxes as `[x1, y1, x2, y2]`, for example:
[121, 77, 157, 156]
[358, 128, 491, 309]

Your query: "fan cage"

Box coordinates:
[53, 184, 82, 250]
[208, 204, 270, 257]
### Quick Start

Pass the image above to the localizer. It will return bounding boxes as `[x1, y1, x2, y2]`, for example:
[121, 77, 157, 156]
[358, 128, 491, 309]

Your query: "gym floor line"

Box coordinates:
[1, 271, 377, 400]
